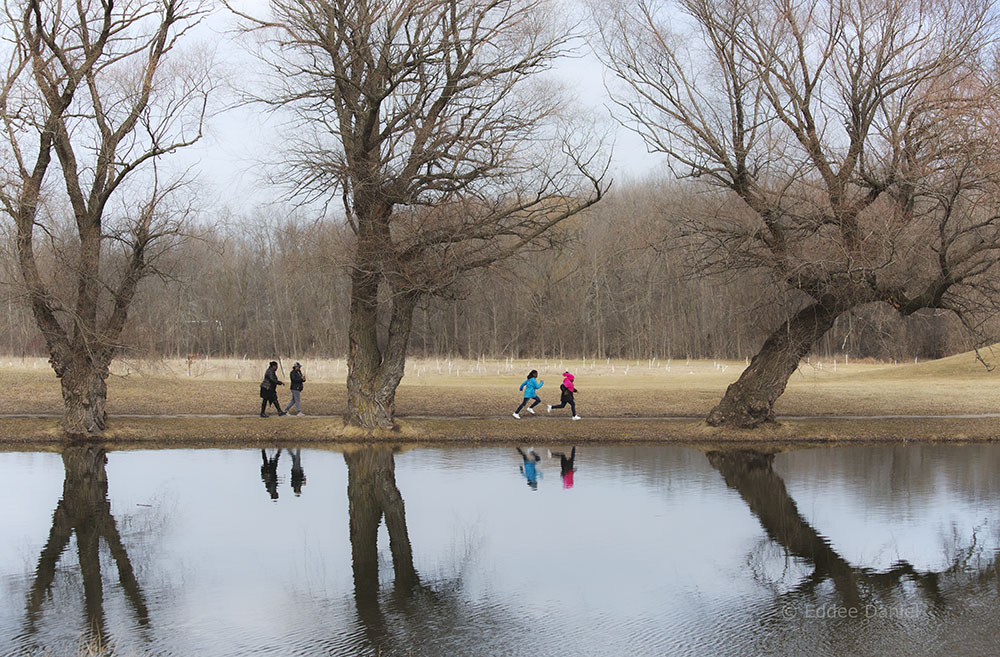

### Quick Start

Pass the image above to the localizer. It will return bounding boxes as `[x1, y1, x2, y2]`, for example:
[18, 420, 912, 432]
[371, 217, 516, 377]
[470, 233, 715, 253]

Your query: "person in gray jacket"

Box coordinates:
[283, 362, 306, 416]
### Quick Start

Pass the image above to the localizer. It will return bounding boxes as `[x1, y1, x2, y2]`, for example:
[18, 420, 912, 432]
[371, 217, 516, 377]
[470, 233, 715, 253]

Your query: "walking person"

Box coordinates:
[547, 371, 581, 420]
[513, 369, 544, 419]
[283, 362, 306, 416]
[259, 361, 286, 417]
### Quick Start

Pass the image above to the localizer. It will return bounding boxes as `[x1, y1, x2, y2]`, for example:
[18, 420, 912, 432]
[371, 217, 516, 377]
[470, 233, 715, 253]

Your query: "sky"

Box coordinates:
[173, 1, 667, 219]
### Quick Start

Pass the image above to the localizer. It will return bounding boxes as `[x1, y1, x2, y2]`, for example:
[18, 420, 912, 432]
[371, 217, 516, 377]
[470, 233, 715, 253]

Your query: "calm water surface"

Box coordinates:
[1, 443, 999, 656]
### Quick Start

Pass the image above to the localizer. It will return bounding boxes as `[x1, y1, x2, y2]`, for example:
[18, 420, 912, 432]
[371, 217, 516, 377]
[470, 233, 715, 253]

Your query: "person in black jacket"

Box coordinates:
[260, 448, 282, 499]
[547, 371, 581, 420]
[259, 361, 286, 417]
[283, 362, 306, 416]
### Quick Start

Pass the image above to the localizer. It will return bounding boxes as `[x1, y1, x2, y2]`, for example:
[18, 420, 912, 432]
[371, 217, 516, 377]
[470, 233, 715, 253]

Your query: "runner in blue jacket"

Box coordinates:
[513, 369, 543, 418]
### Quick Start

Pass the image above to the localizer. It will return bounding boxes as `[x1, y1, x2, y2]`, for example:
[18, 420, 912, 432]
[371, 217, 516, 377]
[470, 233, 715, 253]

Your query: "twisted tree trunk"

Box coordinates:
[57, 359, 110, 436]
[707, 302, 841, 428]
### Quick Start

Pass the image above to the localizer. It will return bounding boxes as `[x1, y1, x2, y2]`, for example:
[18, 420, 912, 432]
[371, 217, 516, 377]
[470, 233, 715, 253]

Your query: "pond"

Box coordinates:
[1, 443, 999, 656]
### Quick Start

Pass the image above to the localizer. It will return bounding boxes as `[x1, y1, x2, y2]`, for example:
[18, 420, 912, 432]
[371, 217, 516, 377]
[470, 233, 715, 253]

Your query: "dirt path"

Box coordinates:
[4, 412, 1000, 420]
[1, 412, 998, 448]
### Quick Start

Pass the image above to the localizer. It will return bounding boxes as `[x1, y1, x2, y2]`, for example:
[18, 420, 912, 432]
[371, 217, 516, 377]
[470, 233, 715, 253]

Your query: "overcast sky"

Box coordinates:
[175, 1, 666, 219]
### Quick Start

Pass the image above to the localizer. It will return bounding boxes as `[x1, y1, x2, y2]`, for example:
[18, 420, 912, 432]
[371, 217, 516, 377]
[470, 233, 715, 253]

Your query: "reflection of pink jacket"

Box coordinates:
[562, 469, 574, 489]
[562, 373, 575, 393]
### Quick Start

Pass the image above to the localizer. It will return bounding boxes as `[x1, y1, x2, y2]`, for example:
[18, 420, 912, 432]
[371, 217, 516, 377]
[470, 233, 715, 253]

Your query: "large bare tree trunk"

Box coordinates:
[57, 360, 109, 435]
[707, 302, 840, 428]
[345, 263, 418, 429]
[345, 261, 386, 429]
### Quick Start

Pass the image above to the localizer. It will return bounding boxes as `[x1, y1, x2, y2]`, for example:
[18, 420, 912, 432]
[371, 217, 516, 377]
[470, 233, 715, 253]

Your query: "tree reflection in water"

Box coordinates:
[345, 446, 418, 638]
[13, 445, 997, 655]
[343, 446, 501, 653]
[707, 449, 999, 619]
[23, 445, 149, 649]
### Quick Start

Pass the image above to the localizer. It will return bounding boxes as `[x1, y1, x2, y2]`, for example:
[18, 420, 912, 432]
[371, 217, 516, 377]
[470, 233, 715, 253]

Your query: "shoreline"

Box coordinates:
[1, 414, 997, 451]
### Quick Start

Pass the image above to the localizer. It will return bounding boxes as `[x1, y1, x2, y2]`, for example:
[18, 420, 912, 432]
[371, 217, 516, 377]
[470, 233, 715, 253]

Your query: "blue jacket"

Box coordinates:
[519, 377, 543, 398]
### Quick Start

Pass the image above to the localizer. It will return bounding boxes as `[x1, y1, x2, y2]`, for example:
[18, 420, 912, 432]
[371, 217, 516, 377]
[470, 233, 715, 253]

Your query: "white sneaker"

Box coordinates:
[572, 415, 581, 420]
[297, 412, 305, 417]
[512, 413, 520, 419]
[527, 407, 535, 414]
[547, 405, 552, 413]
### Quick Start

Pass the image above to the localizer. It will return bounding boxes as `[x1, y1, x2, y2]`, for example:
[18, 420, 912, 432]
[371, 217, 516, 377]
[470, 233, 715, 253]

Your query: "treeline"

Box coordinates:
[0, 179, 976, 363]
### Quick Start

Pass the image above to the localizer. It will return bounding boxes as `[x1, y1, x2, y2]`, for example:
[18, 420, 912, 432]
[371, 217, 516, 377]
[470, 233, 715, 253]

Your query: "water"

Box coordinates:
[1, 443, 999, 657]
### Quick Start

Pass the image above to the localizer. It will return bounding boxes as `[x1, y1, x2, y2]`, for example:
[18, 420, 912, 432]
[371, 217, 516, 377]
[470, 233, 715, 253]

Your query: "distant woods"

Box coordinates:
[0, 178, 971, 363]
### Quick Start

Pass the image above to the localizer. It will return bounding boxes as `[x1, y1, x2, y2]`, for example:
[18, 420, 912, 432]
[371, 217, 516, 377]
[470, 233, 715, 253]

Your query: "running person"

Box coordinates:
[548, 371, 581, 420]
[513, 369, 544, 419]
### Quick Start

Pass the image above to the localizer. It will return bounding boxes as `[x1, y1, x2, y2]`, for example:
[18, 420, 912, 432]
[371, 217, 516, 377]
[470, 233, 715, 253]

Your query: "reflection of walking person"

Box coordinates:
[549, 446, 577, 489]
[517, 447, 543, 490]
[259, 361, 286, 417]
[547, 371, 581, 420]
[283, 362, 306, 416]
[513, 370, 543, 419]
[260, 448, 282, 500]
[289, 448, 306, 496]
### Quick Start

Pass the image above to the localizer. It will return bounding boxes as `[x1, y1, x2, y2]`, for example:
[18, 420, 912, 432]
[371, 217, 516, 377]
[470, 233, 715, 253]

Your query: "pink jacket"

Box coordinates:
[562, 373, 575, 393]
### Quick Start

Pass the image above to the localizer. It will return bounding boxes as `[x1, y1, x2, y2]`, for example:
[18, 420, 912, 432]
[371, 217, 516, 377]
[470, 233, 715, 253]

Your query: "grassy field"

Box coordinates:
[1, 350, 998, 416]
[1, 348, 999, 445]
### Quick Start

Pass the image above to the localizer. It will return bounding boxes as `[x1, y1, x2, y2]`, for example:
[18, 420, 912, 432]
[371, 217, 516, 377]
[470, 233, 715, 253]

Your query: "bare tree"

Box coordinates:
[0, 0, 214, 434]
[595, 0, 1000, 427]
[234, 0, 608, 429]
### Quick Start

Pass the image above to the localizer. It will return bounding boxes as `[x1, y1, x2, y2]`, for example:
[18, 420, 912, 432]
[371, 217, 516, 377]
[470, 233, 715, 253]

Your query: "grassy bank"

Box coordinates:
[3, 415, 998, 452]
[1, 349, 998, 445]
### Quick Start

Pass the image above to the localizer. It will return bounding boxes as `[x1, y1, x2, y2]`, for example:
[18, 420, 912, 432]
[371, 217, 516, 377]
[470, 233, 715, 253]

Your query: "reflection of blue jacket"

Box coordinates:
[520, 461, 542, 485]
[519, 377, 543, 398]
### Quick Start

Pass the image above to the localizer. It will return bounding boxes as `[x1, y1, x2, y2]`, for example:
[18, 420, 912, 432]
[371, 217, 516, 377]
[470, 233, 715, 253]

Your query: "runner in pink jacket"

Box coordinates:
[548, 371, 581, 419]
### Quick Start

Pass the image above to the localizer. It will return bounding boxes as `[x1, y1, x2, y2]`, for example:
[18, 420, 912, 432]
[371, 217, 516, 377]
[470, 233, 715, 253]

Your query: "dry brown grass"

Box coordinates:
[1, 352, 998, 417]
[1, 351, 999, 444]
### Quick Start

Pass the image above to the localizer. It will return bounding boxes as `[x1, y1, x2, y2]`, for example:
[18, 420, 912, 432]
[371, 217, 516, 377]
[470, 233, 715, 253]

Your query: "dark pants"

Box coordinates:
[515, 397, 541, 413]
[551, 398, 576, 415]
[261, 390, 282, 415]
